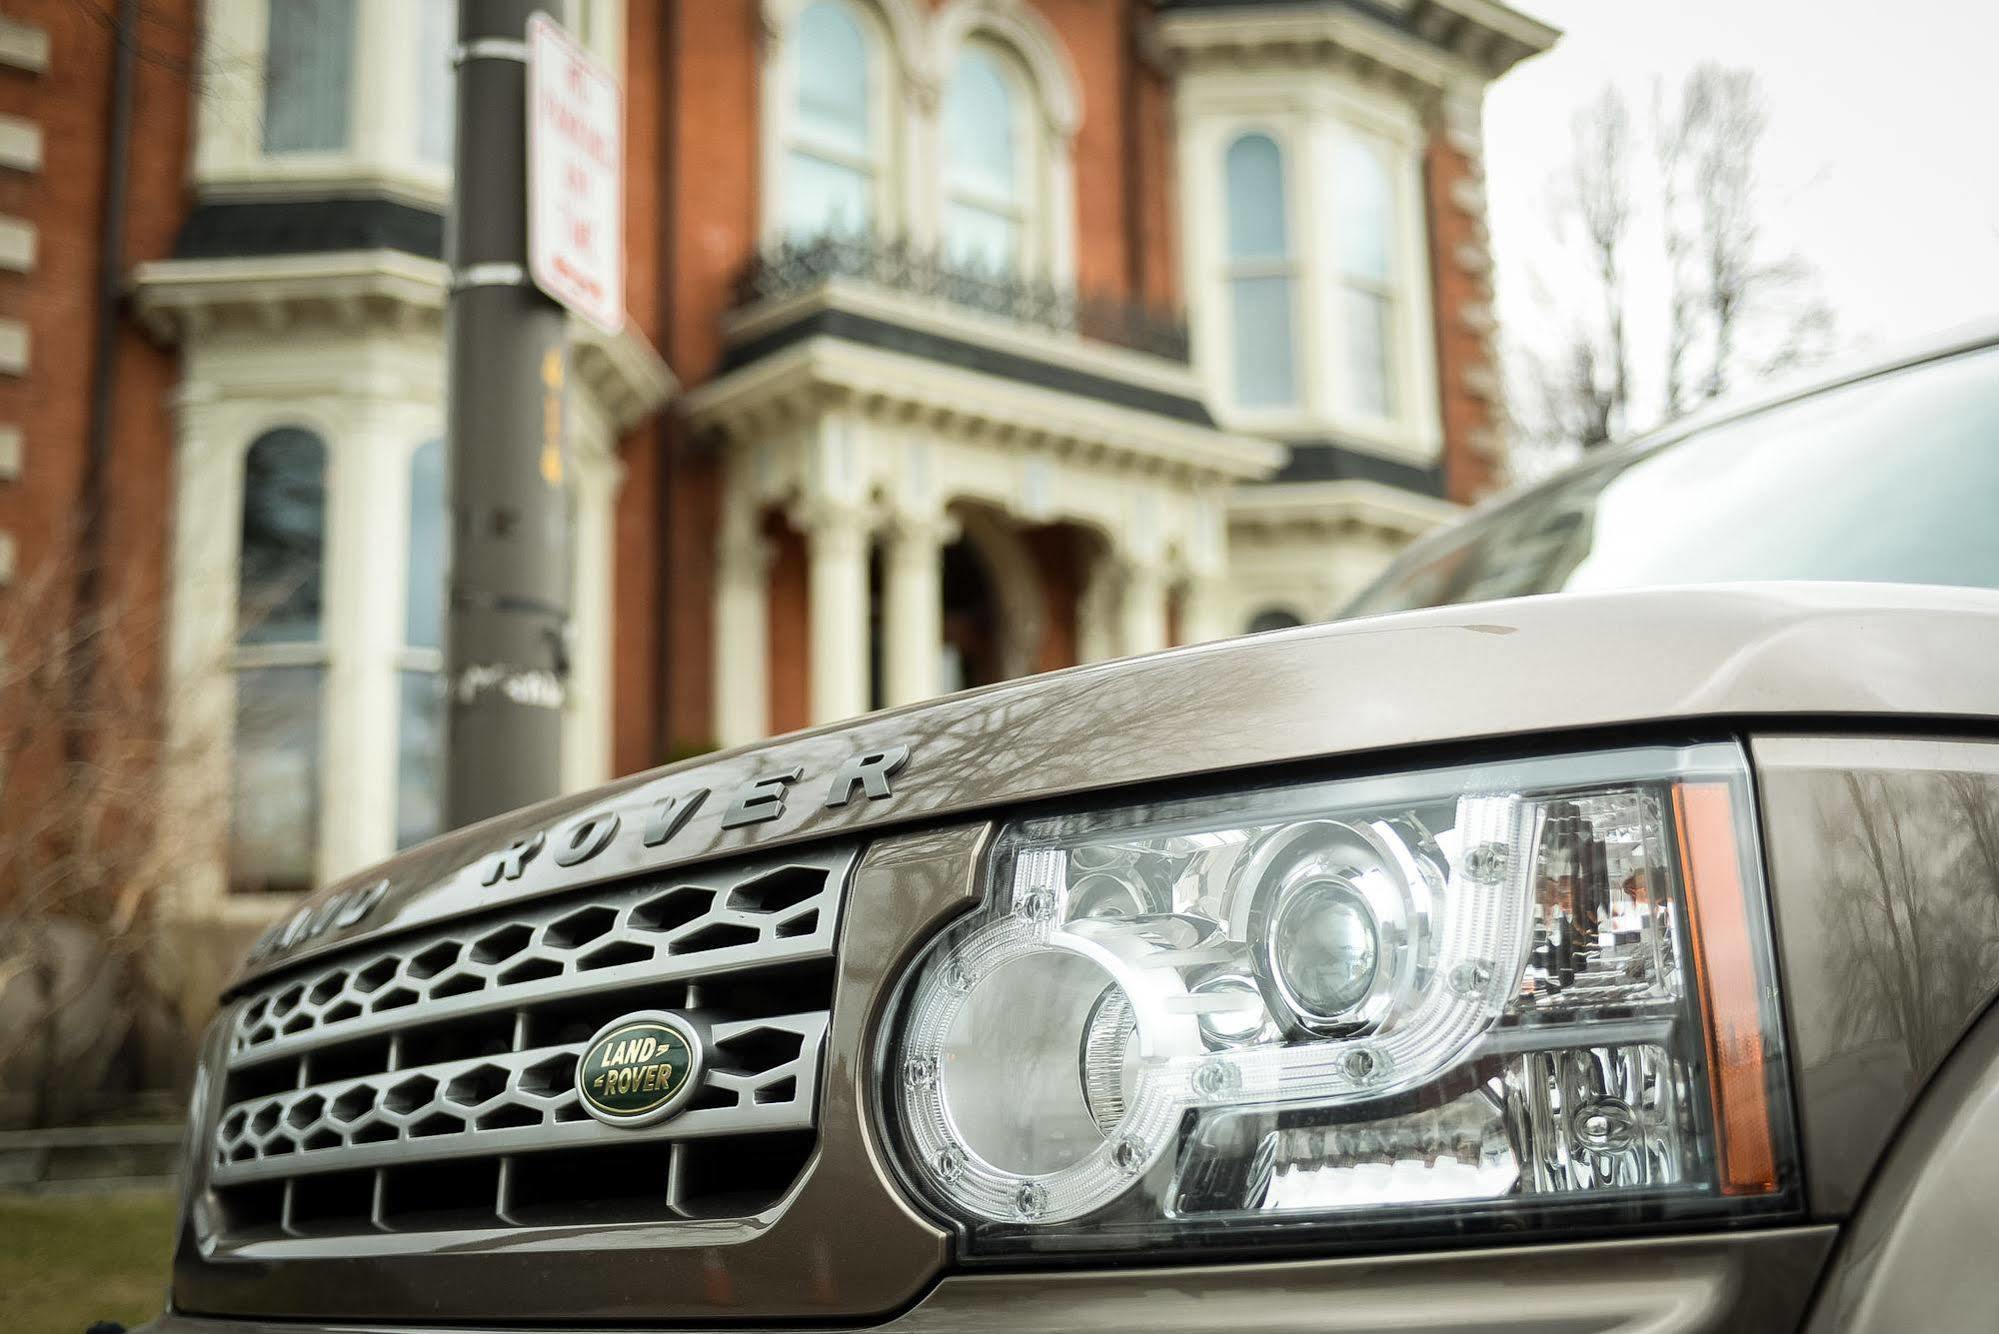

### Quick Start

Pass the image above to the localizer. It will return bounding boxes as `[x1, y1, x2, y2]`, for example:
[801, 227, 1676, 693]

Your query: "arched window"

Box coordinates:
[943, 46, 1024, 273]
[783, 0, 876, 240]
[1247, 608, 1304, 635]
[262, 0, 356, 155]
[231, 427, 329, 894]
[1223, 133, 1297, 409]
[1335, 137, 1399, 418]
[397, 439, 447, 850]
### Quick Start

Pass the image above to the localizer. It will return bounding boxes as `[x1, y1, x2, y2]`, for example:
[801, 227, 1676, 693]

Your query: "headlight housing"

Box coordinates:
[880, 743, 1797, 1256]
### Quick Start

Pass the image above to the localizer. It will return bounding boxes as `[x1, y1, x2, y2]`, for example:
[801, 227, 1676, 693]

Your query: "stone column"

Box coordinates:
[1178, 573, 1231, 646]
[881, 512, 953, 708]
[712, 516, 773, 749]
[1119, 559, 1168, 657]
[800, 501, 873, 724]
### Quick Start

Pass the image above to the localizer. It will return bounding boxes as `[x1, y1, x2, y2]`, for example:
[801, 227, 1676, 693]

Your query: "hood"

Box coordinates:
[231, 581, 1999, 991]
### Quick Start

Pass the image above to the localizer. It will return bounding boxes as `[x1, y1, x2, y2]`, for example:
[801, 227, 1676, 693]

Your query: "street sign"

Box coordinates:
[526, 12, 623, 334]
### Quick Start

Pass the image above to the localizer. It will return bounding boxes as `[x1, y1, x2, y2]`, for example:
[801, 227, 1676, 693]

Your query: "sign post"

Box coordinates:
[443, 5, 622, 829]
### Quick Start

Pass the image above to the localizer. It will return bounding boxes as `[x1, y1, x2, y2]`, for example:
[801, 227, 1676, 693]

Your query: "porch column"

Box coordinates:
[712, 520, 772, 748]
[801, 500, 873, 724]
[882, 512, 953, 708]
[1120, 559, 1168, 657]
[1178, 574, 1231, 645]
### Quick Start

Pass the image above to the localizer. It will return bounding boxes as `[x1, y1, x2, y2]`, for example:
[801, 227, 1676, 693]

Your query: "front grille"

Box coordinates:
[207, 845, 855, 1239]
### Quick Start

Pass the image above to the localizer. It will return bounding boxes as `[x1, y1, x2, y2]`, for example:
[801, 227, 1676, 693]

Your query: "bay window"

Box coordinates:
[1223, 132, 1299, 410]
[396, 438, 447, 851]
[261, 0, 355, 155]
[230, 428, 330, 895]
[1334, 135, 1399, 421]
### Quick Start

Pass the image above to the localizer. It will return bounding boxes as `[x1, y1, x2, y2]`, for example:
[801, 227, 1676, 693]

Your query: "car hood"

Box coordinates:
[229, 581, 1999, 991]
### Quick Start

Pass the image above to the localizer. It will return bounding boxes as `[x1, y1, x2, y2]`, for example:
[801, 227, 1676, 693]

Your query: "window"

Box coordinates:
[1223, 133, 1297, 409]
[397, 439, 448, 850]
[1247, 608, 1304, 634]
[231, 428, 329, 894]
[417, 0, 458, 167]
[943, 46, 1024, 273]
[783, 0, 876, 240]
[262, 0, 356, 155]
[1334, 137, 1399, 419]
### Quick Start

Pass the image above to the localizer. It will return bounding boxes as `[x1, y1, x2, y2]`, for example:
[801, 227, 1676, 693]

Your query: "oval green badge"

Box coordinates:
[577, 1012, 703, 1127]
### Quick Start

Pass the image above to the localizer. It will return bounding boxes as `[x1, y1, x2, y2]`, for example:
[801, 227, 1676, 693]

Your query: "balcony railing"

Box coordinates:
[733, 235, 1192, 364]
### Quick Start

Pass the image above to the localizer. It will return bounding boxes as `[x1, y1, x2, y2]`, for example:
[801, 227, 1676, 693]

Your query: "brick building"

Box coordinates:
[0, 0, 1553, 940]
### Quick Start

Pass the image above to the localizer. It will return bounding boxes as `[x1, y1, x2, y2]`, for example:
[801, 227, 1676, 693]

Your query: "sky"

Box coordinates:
[1483, 0, 1999, 419]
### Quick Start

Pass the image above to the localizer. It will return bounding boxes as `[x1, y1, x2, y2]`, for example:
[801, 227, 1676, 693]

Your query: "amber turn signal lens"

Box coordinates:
[1675, 781, 1779, 1196]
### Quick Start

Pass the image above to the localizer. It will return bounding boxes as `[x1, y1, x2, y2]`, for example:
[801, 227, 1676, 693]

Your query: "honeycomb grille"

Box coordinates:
[206, 845, 854, 1238]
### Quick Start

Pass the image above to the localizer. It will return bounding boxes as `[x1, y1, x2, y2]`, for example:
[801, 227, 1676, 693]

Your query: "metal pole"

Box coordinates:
[445, 0, 572, 827]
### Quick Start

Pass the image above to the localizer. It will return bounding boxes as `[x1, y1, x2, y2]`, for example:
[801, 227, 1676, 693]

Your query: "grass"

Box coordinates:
[0, 1190, 177, 1333]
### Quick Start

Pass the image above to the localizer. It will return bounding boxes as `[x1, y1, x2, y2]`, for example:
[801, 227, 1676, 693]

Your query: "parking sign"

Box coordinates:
[526, 12, 623, 334]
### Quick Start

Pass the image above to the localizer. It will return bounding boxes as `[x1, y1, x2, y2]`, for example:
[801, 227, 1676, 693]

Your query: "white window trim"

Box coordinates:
[1217, 124, 1306, 421]
[1180, 73, 1442, 465]
[927, 0, 1079, 288]
[939, 38, 1039, 275]
[194, 0, 624, 209]
[757, 0, 1079, 288]
[759, 0, 920, 248]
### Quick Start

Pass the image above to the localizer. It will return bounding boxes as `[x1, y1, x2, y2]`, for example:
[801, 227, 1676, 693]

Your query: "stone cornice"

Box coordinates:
[686, 335, 1286, 486]
[1154, 0, 1556, 87]
[1228, 478, 1457, 543]
[130, 251, 675, 433]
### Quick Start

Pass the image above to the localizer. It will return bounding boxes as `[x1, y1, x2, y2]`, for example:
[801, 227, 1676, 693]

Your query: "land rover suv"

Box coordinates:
[139, 324, 1999, 1332]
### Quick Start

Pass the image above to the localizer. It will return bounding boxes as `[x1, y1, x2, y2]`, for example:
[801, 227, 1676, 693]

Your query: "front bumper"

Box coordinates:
[138, 1227, 1833, 1334]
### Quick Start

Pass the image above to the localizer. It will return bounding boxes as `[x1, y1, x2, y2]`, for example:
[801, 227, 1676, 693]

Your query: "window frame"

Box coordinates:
[764, 0, 903, 246]
[228, 424, 335, 896]
[1219, 127, 1303, 414]
[1182, 77, 1442, 463]
[941, 39, 1036, 275]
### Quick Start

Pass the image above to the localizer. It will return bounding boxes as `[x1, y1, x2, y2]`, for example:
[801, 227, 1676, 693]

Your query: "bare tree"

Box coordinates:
[0, 553, 218, 1127]
[1520, 64, 1836, 454]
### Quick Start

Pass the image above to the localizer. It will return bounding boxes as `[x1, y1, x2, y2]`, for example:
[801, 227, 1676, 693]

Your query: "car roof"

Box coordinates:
[1366, 315, 1999, 590]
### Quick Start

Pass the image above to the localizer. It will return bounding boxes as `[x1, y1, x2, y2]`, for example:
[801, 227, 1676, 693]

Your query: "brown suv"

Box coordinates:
[141, 326, 1999, 1332]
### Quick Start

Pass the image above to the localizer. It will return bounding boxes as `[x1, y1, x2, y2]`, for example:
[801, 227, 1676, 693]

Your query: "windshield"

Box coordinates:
[1346, 344, 1999, 617]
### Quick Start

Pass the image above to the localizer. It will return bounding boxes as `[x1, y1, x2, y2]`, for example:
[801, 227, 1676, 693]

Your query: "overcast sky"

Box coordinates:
[1485, 0, 1999, 385]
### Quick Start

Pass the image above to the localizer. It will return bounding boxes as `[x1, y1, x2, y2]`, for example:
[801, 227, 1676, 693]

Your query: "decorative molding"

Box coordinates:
[686, 334, 1284, 487]
[1154, 1, 1554, 84]
[131, 250, 673, 434]
[0, 318, 26, 375]
[0, 215, 34, 271]
[0, 424, 18, 480]
[132, 250, 449, 342]
[1226, 478, 1457, 545]
[0, 114, 40, 172]
[0, 16, 49, 73]
[930, 0, 1084, 137]
[573, 320, 678, 435]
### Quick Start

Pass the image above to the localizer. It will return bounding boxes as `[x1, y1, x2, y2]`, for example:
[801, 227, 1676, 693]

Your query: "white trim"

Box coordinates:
[194, 0, 453, 206]
[759, 0, 925, 247]
[1179, 67, 1443, 467]
[686, 334, 1285, 486]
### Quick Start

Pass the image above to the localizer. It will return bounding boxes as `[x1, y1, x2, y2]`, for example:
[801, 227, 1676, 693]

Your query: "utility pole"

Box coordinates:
[444, 0, 572, 826]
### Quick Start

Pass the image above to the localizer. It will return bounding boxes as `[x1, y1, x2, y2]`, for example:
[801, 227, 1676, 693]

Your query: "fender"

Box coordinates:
[1804, 990, 1999, 1332]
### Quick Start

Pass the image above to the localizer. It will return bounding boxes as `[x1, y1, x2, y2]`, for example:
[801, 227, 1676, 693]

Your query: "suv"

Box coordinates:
[142, 325, 1999, 1333]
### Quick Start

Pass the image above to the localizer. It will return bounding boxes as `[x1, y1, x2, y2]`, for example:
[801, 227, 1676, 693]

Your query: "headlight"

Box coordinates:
[880, 743, 1797, 1256]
